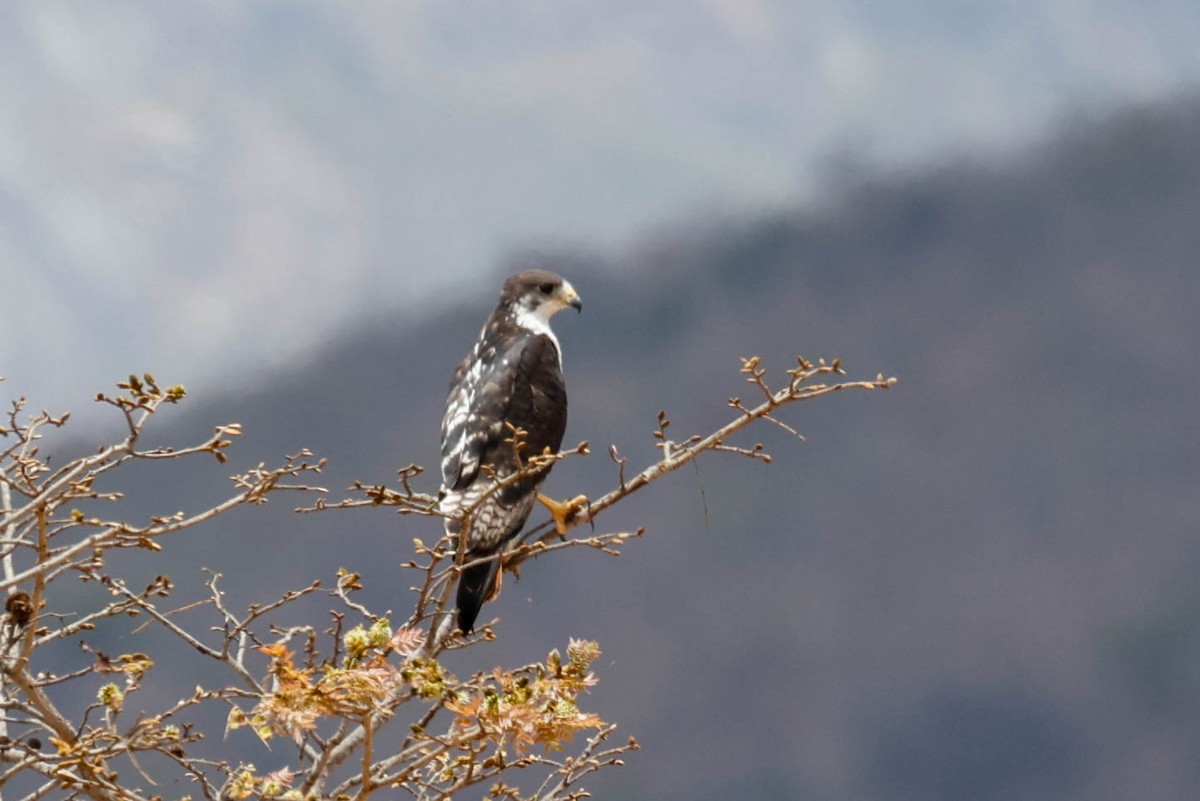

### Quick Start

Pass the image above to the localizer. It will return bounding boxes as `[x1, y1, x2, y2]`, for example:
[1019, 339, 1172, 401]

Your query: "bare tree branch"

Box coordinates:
[0, 356, 893, 800]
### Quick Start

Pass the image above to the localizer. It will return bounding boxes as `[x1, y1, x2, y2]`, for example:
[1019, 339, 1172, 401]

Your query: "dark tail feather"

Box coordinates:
[456, 557, 500, 634]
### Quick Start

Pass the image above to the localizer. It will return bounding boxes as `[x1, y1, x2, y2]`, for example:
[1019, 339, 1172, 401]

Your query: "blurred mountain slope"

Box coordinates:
[50, 93, 1200, 800]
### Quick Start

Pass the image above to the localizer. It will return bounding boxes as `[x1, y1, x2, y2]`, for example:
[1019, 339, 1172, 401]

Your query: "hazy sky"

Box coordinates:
[4, 1, 1200, 409]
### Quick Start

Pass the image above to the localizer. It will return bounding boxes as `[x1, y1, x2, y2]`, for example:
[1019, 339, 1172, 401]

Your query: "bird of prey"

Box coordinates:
[439, 270, 584, 634]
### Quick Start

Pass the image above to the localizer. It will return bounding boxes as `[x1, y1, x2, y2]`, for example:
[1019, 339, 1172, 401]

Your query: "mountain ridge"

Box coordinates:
[50, 92, 1200, 800]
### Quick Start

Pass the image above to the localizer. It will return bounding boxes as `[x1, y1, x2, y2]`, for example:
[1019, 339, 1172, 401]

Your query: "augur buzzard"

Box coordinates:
[440, 270, 584, 634]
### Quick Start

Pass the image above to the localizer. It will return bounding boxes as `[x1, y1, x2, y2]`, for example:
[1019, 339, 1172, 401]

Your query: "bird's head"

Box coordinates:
[501, 270, 583, 323]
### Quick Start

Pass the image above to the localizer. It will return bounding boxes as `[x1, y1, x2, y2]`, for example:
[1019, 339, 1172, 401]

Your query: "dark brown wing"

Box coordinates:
[496, 333, 566, 501]
[440, 343, 508, 491]
[507, 334, 567, 454]
[440, 329, 566, 494]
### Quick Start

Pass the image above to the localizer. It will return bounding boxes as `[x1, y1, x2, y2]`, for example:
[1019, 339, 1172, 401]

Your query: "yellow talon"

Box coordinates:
[537, 493, 589, 535]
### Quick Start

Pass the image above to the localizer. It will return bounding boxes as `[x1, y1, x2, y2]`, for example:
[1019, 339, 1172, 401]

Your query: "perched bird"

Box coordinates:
[440, 270, 585, 634]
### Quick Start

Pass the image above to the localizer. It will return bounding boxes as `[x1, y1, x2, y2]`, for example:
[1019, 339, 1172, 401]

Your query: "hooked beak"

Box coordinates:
[561, 281, 583, 313]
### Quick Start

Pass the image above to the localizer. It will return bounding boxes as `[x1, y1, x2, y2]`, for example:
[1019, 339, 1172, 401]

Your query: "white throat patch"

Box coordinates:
[513, 301, 562, 364]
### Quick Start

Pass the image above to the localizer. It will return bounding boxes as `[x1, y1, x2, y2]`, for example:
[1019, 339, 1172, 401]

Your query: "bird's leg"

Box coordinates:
[537, 493, 589, 535]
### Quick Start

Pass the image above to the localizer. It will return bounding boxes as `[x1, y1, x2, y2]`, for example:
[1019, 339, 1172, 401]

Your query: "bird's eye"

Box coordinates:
[539, 282, 555, 295]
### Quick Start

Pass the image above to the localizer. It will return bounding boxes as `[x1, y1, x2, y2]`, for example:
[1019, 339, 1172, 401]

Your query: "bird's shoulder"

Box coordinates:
[465, 322, 558, 386]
